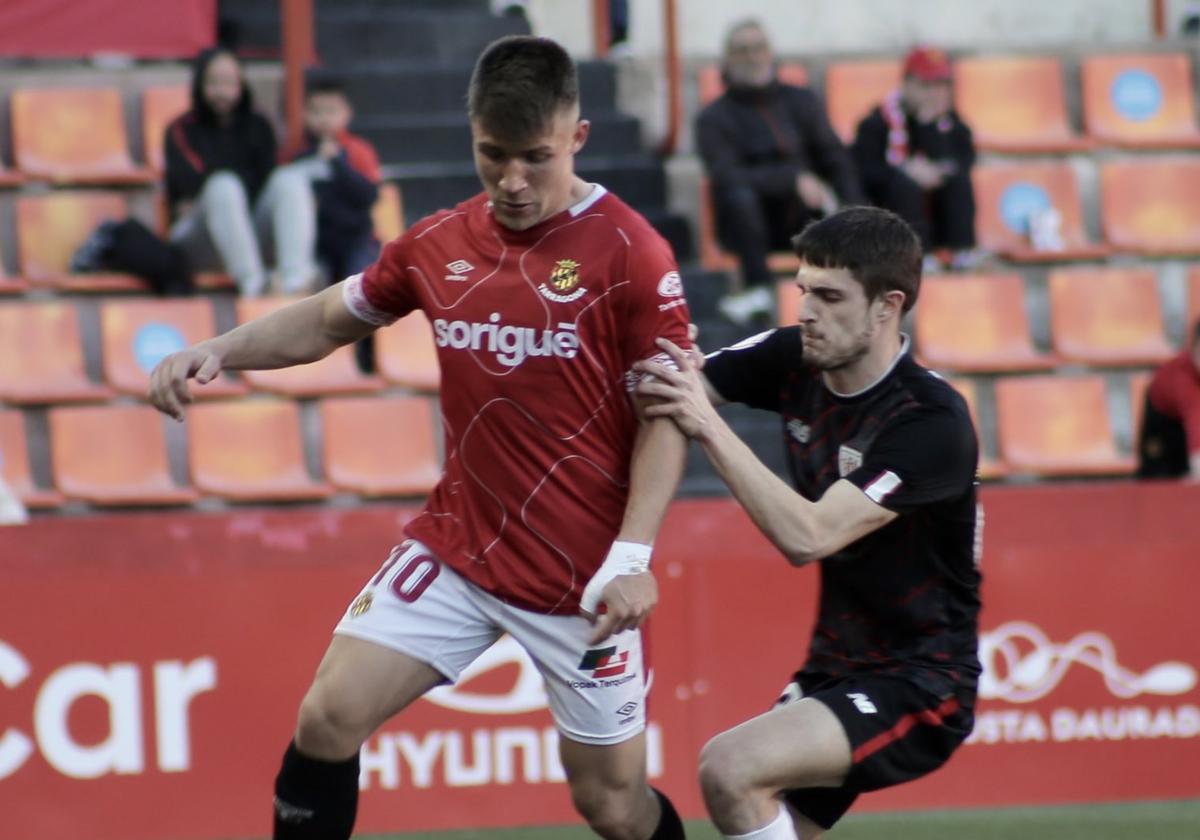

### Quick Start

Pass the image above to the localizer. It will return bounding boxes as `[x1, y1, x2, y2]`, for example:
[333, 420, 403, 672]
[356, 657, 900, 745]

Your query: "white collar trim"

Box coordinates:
[568, 183, 607, 216]
[824, 334, 911, 398]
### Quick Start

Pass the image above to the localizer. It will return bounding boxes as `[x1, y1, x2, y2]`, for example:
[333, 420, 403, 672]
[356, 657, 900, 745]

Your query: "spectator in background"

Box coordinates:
[165, 47, 320, 296]
[1138, 320, 1200, 480]
[287, 76, 383, 285]
[698, 19, 862, 325]
[853, 46, 982, 273]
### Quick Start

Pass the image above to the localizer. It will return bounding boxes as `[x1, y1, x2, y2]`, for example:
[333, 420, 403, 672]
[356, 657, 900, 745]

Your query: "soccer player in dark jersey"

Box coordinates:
[635, 206, 981, 840]
[148, 36, 690, 840]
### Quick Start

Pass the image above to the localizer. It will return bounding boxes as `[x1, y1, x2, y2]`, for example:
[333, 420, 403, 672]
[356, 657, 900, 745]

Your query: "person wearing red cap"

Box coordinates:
[852, 46, 982, 272]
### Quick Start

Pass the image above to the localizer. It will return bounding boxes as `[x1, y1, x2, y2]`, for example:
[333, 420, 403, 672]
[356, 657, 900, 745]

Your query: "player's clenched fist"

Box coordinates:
[148, 348, 223, 422]
[581, 541, 658, 644]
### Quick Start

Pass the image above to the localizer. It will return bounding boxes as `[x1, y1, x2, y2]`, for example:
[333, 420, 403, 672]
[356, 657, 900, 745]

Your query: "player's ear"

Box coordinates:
[571, 119, 591, 154]
[877, 290, 905, 321]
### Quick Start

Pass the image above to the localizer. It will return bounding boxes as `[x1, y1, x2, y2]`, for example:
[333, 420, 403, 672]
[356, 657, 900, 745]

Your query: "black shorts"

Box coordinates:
[779, 672, 975, 830]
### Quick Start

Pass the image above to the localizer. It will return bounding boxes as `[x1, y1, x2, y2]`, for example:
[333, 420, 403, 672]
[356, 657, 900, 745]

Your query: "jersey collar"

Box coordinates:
[823, 334, 911, 399]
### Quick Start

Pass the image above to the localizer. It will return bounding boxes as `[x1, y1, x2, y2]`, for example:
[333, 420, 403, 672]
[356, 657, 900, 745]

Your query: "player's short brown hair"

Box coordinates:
[467, 36, 579, 143]
[791, 206, 923, 313]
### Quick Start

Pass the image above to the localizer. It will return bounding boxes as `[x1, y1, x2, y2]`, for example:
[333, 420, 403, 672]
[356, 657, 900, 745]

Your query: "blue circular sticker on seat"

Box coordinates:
[999, 182, 1051, 233]
[1111, 69, 1162, 122]
[133, 322, 186, 373]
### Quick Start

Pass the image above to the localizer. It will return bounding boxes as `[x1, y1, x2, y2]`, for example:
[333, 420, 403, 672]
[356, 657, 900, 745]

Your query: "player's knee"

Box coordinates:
[569, 779, 645, 840]
[698, 733, 757, 814]
[294, 689, 371, 757]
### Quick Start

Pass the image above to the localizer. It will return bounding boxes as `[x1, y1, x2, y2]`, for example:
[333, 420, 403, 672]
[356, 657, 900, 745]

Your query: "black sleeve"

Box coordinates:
[793, 89, 864, 204]
[844, 406, 977, 513]
[327, 152, 380, 210]
[696, 103, 801, 197]
[851, 110, 897, 195]
[703, 326, 802, 413]
[163, 120, 204, 208]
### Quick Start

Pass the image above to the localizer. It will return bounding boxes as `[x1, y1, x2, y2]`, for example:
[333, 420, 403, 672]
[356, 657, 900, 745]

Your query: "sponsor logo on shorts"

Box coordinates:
[568, 646, 638, 690]
[349, 592, 373, 617]
[617, 701, 640, 724]
[847, 692, 878, 714]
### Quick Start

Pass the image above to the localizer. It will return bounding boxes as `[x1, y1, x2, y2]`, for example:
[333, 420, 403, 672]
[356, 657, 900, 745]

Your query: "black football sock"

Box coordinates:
[273, 739, 360, 840]
[650, 787, 686, 839]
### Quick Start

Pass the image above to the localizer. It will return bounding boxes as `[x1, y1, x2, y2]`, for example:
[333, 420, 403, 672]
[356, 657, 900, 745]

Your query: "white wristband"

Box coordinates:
[580, 540, 653, 614]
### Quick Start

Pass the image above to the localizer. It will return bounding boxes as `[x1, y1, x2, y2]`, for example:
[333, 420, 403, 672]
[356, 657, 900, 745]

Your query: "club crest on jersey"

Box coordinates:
[538, 259, 588, 303]
[838, 445, 863, 477]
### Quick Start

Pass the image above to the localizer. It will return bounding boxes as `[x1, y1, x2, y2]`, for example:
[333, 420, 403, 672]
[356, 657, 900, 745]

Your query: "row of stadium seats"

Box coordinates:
[777, 268, 1200, 370]
[1, 50, 1196, 188]
[699, 52, 1200, 151]
[0, 297, 438, 403]
[699, 155, 1200, 272]
[0, 370, 1144, 511]
[0, 185, 405, 293]
[0, 397, 440, 508]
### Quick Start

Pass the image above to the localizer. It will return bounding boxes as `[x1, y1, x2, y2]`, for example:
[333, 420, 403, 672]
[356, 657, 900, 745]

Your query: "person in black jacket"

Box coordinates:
[286, 77, 383, 285]
[697, 20, 863, 324]
[852, 47, 982, 272]
[165, 47, 320, 295]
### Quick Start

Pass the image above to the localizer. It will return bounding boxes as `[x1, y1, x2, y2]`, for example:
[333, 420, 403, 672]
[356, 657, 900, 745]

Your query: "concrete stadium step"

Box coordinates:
[315, 10, 529, 65]
[356, 111, 643, 164]
[338, 61, 618, 118]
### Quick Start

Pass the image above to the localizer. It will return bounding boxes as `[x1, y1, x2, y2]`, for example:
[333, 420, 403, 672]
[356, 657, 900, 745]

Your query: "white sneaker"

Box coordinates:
[717, 286, 773, 325]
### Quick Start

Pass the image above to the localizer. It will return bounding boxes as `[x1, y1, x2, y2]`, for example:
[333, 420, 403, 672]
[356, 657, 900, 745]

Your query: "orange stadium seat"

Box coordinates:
[48, 405, 197, 506]
[972, 163, 1110, 261]
[0, 409, 63, 509]
[11, 87, 155, 184]
[945, 377, 1007, 479]
[0, 301, 112, 404]
[1048, 267, 1174, 366]
[697, 61, 809, 106]
[776, 278, 800, 327]
[0, 161, 24, 187]
[1129, 370, 1151, 444]
[994, 374, 1134, 476]
[376, 311, 441, 391]
[16, 192, 147, 291]
[188, 400, 332, 502]
[1100, 159, 1200, 255]
[142, 85, 190, 172]
[825, 59, 903, 143]
[321, 396, 441, 496]
[236, 297, 383, 396]
[698, 178, 801, 274]
[372, 182, 406, 244]
[1081, 53, 1200, 149]
[915, 274, 1054, 372]
[1187, 266, 1200, 331]
[953, 56, 1092, 153]
[100, 298, 247, 398]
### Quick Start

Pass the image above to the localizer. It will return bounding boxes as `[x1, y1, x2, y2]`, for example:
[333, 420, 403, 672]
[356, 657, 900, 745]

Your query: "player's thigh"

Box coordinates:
[702, 697, 853, 792]
[558, 729, 648, 806]
[493, 602, 648, 748]
[309, 540, 502, 732]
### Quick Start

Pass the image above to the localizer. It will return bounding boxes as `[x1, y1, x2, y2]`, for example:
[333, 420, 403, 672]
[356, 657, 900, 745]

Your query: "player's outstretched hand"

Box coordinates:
[634, 337, 717, 439]
[585, 570, 658, 645]
[148, 348, 223, 421]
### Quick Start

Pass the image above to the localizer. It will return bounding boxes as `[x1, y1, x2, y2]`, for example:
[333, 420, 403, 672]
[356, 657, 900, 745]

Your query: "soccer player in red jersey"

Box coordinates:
[150, 36, 691, 840]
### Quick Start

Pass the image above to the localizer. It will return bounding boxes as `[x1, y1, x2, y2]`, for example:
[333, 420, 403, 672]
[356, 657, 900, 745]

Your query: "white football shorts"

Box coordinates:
[334, 540, 647, 745]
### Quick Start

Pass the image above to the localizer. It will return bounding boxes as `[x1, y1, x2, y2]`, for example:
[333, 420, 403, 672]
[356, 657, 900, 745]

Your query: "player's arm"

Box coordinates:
[635, 338, 899, 565]
[149, 283, 375, 420]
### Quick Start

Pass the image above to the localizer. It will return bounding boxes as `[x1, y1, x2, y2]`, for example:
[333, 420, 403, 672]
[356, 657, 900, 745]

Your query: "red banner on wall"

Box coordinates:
[0, 0, 215, 59]
[1, 484, 1198, 839]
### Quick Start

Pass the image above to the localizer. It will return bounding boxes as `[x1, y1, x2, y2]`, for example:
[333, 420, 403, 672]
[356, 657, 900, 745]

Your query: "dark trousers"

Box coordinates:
[872, 169, 976, 252]
[713, 182, 816, 288]
[1137, 397, 1190, 478]
[322, 234, 381, 372]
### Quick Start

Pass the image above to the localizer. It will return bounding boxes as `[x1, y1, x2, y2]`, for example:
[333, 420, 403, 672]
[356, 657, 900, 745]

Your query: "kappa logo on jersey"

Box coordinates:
[847, 692, 878, 714]
[432, 313, 580, 368]
[579, 646, 629, 679]
[538, 259, 588, 303]
[838, 445, 863, 477]
[444, 259, 475, 281]
[787, 419, 811, 444]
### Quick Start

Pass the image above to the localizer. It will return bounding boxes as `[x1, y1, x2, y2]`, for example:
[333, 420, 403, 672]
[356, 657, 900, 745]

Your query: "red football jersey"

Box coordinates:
[343, 185, 691, 613]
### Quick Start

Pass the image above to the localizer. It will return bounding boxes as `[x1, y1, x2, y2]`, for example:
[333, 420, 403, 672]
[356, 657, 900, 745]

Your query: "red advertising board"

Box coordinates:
[1, 483, 1198, 839]
[0, 0, 214, 59]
